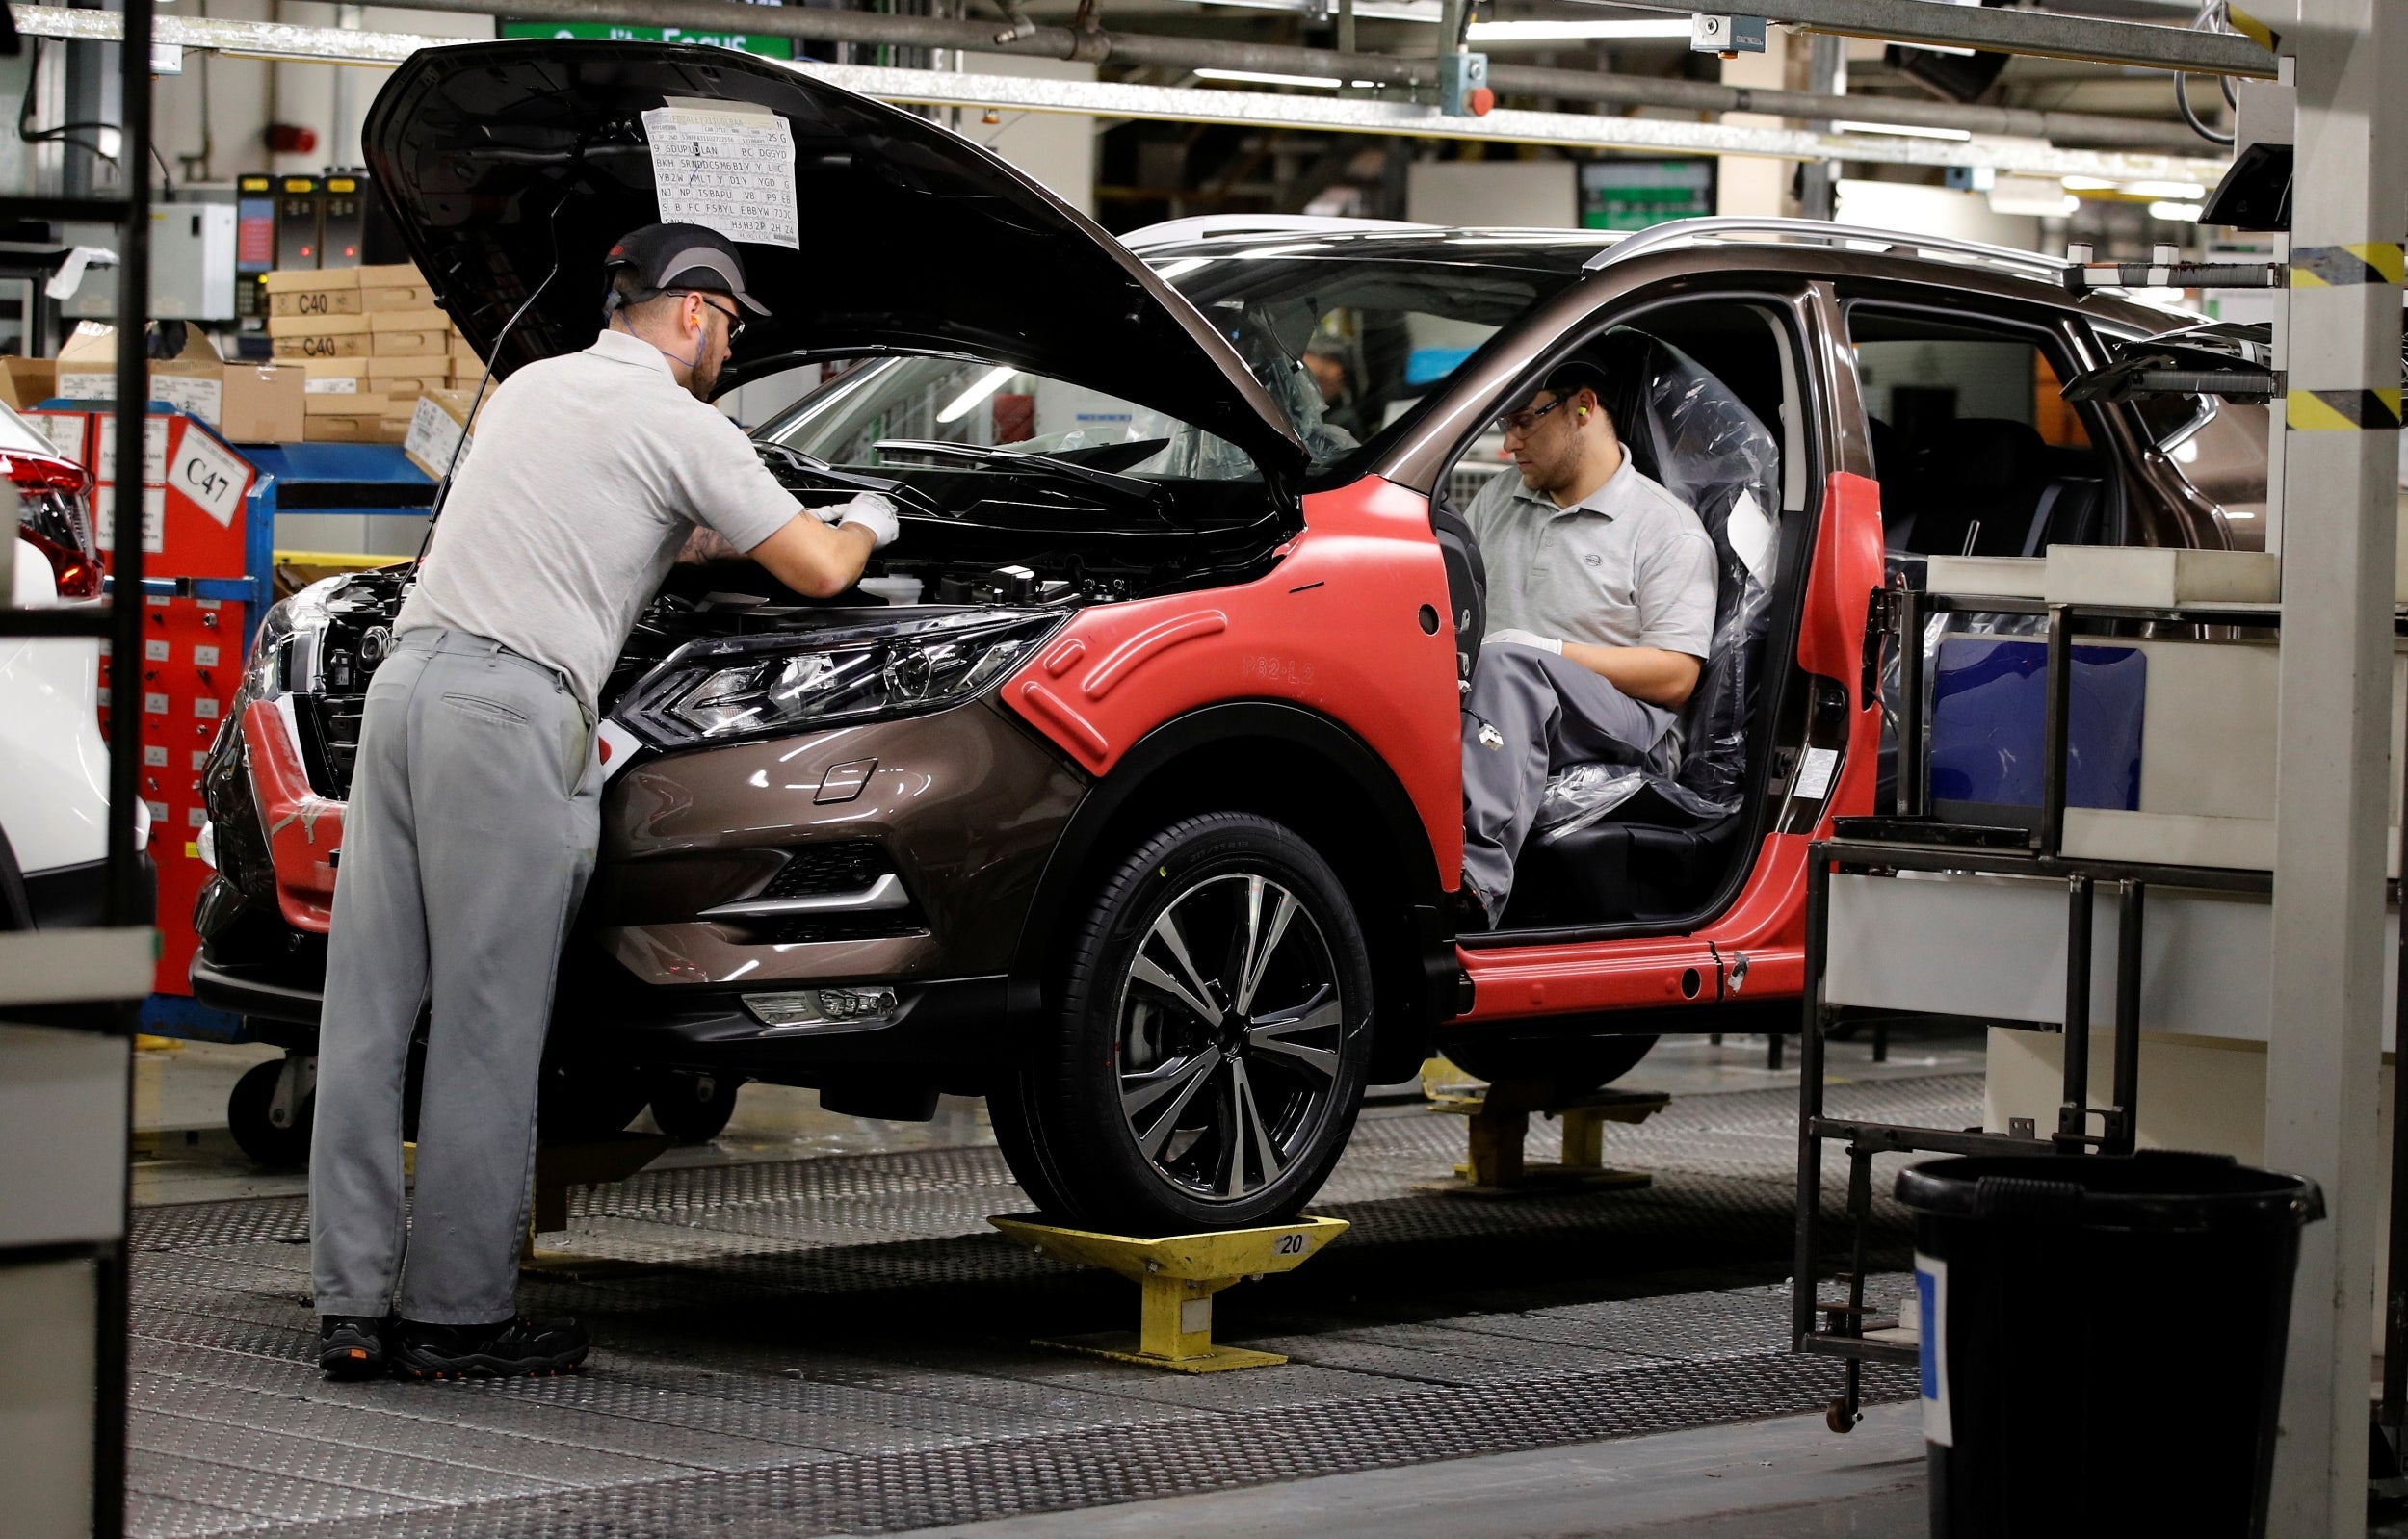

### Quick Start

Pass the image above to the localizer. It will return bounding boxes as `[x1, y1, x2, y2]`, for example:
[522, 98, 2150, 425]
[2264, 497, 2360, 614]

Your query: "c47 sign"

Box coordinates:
[170, 426, 250, 530]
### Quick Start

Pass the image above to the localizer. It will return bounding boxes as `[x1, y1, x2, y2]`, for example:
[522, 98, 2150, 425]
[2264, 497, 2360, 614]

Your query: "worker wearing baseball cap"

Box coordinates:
[308, 222, 896, 1382]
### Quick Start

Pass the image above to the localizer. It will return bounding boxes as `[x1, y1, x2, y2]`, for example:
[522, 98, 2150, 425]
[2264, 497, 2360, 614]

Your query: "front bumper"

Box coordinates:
[192, 940, 1018, 1091]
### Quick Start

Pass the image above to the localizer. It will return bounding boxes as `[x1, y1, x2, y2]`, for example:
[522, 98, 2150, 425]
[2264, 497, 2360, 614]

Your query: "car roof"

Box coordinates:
[1134, 220, 2197, 330]
[1134, 226, 1612, 277]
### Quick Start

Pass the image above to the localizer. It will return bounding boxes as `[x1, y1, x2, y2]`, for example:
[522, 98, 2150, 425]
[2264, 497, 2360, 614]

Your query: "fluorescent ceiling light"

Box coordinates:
[936, 364, 1018, 425]
[2147, 200, 2204, 222]
[2060, 175, 2118, 191]
[2125, 179, 2208, 199]
[1150, 256, 1215, 279]
[1195, 66, 1346, 88]
[1833, 119, 1974, 142]
[1466, 18, 1692, 40]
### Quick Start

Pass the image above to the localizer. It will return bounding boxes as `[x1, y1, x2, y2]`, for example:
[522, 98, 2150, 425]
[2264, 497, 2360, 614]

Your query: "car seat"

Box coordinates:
[1499, 330, 1785, 927]
[1887, 418, 2107, 560]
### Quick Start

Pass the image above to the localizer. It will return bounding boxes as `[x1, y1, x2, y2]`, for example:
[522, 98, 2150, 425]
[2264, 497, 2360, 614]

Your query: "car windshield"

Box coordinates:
[1155, 246, 1585, 483]
[757, 356, 1261, 483]
[750, 241, 1587, 499]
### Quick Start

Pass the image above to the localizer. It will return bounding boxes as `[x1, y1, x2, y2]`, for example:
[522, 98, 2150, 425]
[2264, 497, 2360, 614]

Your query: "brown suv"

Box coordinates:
[193, 39, 2264, 1232]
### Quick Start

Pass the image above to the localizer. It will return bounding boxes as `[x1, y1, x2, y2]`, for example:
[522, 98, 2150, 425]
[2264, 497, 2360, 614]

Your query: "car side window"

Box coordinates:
[2151, 396, 2270, 551]
[1846, 306, 2115, 559]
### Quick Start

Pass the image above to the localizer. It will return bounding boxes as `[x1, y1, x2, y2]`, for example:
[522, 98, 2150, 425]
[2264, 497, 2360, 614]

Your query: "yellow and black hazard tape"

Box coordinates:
[2287, 387, 2403, 430]
[2290, 244, 2407, 288]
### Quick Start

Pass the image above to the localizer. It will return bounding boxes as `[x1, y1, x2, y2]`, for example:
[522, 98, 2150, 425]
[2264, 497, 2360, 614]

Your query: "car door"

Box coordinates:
[1435, 268, 1883, 1022]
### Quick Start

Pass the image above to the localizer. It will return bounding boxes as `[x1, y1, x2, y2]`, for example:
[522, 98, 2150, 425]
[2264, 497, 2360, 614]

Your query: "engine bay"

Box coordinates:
[264, 442, 1297, 799]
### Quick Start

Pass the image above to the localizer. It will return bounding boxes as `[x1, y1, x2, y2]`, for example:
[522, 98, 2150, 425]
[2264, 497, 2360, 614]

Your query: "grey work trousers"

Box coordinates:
[310, 628, 599, 1324]
[1459, 641, 1676, 923]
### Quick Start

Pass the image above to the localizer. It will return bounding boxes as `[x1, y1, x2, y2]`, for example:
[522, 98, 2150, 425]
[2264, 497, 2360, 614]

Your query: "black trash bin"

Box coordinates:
[1896, 1150, 2323, 1539]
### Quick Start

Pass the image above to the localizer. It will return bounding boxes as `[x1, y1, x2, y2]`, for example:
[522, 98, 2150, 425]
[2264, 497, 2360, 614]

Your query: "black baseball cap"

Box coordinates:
[1537, 360, 1612, 408]
[601, 222, 770, 317]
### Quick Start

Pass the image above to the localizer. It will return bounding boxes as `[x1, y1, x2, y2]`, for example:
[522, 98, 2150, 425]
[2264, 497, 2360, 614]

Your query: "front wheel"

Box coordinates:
[996, 813, 1375, 1235]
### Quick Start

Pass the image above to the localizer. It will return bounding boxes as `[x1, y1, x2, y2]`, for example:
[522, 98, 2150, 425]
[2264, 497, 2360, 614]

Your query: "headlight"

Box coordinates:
[618, 611, 1066, 748]
[242, 575, 344, 701]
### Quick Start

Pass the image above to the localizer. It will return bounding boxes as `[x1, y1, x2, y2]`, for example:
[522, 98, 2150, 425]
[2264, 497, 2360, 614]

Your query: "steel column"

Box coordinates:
[2264, 0, 2406, 1525]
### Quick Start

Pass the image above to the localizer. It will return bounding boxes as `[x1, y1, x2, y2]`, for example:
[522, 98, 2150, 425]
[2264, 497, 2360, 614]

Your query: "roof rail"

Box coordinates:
[1583, 217, 2070, 281]
[1120, 214, 1436, 249]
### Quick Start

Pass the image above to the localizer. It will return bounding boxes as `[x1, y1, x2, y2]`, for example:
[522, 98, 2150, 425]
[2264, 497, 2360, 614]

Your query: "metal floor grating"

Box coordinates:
[126, 1076, 1973, 1537]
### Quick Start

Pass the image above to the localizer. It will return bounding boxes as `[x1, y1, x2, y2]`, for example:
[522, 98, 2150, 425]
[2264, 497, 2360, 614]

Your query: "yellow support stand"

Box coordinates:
[1421, 1069, 1669, 1199]
[991, 1214, 1348, 1372]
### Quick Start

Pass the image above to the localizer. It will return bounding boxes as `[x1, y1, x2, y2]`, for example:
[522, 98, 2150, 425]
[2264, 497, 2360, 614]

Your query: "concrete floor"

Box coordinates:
[912, 1404, 1929, 1539]
[123, 1027, 1973, 1537]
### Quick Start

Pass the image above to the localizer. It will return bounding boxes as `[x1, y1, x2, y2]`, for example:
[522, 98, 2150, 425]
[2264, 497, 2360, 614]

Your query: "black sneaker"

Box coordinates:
[388, 1316, 590, 1381]
[318, 1315, 391, 1380]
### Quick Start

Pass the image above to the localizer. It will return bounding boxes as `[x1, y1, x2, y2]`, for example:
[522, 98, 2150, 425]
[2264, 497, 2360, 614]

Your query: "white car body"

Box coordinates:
[2, 531, 145, 907]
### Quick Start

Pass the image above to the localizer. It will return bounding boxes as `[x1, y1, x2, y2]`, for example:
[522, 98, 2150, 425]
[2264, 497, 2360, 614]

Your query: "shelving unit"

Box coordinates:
[0, 2, 157, 1533]
[1792, 593, 2286, 1429]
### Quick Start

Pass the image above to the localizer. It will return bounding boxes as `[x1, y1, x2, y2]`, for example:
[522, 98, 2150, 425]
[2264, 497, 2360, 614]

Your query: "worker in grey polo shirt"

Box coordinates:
[1457, 360, 1717, 927]
[310, 223, 896, 1381]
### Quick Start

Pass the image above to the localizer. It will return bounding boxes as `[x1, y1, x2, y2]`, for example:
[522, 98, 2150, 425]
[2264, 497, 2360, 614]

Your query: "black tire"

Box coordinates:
[649, 1070, 741, 1144]
[227, 1057, 313, 1168]
[1440, 1032, 1659, 1098]
[1004, 812, 1375, 1234]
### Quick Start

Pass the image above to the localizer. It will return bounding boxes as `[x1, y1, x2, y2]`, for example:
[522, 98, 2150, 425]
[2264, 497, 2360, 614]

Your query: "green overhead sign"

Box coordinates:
[498, 20, 795, 60]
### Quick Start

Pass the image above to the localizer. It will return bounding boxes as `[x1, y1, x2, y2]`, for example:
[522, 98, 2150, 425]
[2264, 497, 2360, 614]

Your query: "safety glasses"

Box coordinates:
[680, 292, 746, 343]
[1499, 396, 1566, 438]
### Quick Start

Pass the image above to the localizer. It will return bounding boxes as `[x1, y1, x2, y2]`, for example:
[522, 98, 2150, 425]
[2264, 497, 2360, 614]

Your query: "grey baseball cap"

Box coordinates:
[601, 222, 770, 317]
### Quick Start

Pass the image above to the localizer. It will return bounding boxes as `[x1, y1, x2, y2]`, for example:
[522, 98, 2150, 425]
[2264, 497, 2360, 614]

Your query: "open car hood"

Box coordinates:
[361, 40, 1306, 479]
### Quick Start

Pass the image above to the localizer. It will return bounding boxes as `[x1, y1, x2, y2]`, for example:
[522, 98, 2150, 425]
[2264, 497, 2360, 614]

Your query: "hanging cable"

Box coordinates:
[2175, 0, 2239, 145]
[19, 39, 121, 171]
[2175, 72, 2236, 144]
[415, 190, 575, 561]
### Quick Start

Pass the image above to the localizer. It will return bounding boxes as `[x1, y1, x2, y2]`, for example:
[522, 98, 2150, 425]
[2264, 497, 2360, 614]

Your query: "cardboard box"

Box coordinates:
[304, 413, 407, 444]
[362, 353, 451, 379]
[266, 311, 371, 339]
[353, 263, 424, 289]
[360, 282, 437, 312]
[372, 328, 452, 358]
[263, 269, 360, 294]
[371, 376, 444, 402]
[56, 320, 224, 422]
[0, 357, 57, 410]
[269, 285, 363, 319]
[403, 387, 478, 479]
[219, 364, 305, 443]
[273, 329, 374, 361]
[368, 308, 449, 333]
[306, 389, 401, 416]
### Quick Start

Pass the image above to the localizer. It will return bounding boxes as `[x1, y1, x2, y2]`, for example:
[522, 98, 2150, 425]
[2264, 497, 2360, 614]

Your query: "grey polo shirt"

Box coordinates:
[397, 328, 808, 710]
[1464, 447, 1718, 661]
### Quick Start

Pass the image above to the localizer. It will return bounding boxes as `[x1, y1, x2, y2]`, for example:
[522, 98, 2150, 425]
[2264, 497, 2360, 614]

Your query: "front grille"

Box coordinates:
[761, 840, 894, 900]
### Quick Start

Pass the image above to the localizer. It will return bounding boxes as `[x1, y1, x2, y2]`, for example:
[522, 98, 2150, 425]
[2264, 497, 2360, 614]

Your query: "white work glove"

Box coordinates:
[1483, 628, 1564, 655]
[816, 492, 898, 550]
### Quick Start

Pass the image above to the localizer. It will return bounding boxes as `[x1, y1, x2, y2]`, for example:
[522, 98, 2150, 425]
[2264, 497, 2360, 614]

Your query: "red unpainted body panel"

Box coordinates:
[1457, 470, 1887, 1021]
[243, 698, 344, 933]
[1002, 476, 1464, 876]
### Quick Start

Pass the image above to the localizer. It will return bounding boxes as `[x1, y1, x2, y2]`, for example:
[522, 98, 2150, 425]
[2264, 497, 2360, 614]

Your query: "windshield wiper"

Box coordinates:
[755, 442, 943, 518]
[871, 439, 1165, 509]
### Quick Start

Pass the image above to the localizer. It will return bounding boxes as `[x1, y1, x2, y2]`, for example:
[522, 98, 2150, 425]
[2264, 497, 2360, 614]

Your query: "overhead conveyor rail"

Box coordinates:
[4, 3, 2234, 178]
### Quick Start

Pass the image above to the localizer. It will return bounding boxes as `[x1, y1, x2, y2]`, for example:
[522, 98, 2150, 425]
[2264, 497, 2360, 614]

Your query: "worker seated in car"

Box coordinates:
[1456, 361, 1717, 929]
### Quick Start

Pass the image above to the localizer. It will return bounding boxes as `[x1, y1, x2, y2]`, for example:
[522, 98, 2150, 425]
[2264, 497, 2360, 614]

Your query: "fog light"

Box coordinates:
[742, 986, 900, 1030]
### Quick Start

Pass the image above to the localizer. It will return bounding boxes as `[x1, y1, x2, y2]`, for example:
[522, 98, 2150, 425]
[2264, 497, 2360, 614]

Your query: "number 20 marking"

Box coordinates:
[1273, 1233, 1307, 1256]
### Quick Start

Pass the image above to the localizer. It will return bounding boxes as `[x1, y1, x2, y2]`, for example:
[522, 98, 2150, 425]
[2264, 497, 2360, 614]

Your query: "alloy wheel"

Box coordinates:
[1113, 872, 1347, 1204]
